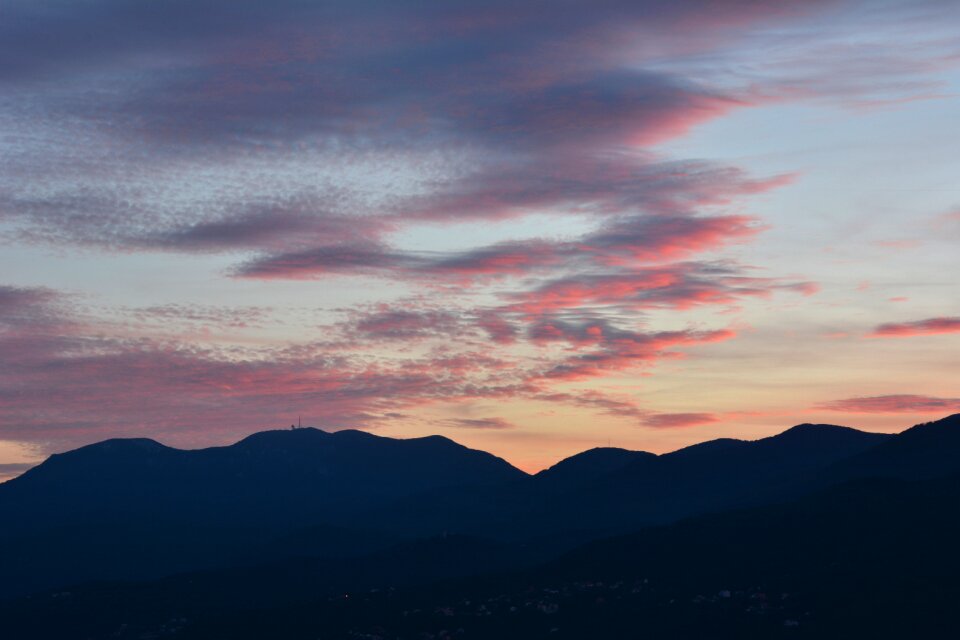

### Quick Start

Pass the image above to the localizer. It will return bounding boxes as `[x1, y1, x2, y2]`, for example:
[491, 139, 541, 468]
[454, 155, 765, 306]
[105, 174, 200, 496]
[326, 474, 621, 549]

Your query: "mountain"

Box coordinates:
[331, 422, 893, 545]
[533, 447, 656, 486]
[621, 423, 893, 517]
[0, 428, 526, 598]
[475, 423, 893, 537]
[830, 413, 960, 481]
[2, 415, 959, 603]
[5, 427, 524, 497]
[0, 428, 525, 526]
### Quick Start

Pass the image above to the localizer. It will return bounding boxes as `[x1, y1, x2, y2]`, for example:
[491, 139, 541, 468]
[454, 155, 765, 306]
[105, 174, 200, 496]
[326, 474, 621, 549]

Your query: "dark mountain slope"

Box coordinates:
[484, 423, 891, 537]
[0, 428, 526, 597]
[533, 447, 656, 487]
[609, 423, 894, 520]
[349, 423, 891, 543]
[1, 416, 950, 602]
[1, 428, 525, 526]
[830, 413, 960, 481]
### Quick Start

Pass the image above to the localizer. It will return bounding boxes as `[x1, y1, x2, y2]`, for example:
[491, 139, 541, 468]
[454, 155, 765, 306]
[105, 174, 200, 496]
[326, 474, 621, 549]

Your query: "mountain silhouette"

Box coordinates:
[454, 422, 893, 538]
[0, 428, 525, 597]
[2, 415, 960, 604]
[2, 428, 524, 524]
[533, 447, 656, 486]
[8, 432, 960, 639]
[830, 413, 960, 481]
[9, 428, 523, 496]
[632, 422, 892, 516]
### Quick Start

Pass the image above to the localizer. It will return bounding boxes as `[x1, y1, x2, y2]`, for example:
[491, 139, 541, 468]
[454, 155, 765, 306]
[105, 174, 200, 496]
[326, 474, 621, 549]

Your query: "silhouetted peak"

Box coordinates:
[330, 430, 477, 453]
[17, 437, 174, 483]
[762, 423, 889, 446]
[903, 413, 960, 434]
[578, 447, 655, 463]
[234, 428, 396, 450]
[406, 434, 469, 449]
[778, 423, 857, 437]
[664, 438, 748, 460]
[884, 413, 960, 449]
[750, 424, 890, 457]
[47, 438, 171, 464]
[78, 437, 169, 452]
[822, 414, 960, 485]
[233, 427, 330, 448]
[537, 447, 655, 482]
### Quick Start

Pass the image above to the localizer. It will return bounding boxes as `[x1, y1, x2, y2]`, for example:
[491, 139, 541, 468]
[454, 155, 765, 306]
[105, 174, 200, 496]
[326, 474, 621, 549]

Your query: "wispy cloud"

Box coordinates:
[440, 417, 515, 430]
[817, 394, 960, 413]
[643, 412, 720, 428]
[869, 317, 960, 338]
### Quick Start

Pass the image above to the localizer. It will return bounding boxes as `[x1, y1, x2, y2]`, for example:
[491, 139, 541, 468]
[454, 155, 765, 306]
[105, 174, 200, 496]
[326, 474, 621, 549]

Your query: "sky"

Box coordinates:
[1, 0, 959, 477]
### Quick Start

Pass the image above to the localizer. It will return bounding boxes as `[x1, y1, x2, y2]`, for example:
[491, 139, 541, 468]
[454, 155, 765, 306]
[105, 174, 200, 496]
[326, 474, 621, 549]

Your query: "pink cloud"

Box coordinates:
[505, 263, 815, 315]
[536, 391, 721, 429]
[235, 243, 414, 280]
[581, 214, 763, 265]
[536, 390, 650, 421]
[817, 394, 960, 414]
[476, 312, 518, 345]
[643, 412, 719, 428]
[535, 327, 736, 381]
[350, 307, 463, 341]
[236, 208, 777, 283]
[440, 417, 515, 430]
[869, 317, 960, 338]
[0, 285, 63, 325]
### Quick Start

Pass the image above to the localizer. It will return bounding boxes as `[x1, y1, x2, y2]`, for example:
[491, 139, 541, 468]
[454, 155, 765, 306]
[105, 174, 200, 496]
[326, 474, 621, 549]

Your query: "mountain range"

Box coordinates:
[2, 414, 960, 638]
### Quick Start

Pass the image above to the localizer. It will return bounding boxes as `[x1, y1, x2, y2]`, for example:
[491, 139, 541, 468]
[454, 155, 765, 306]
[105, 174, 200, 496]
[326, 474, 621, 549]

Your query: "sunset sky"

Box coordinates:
[1, 0, 959, 477]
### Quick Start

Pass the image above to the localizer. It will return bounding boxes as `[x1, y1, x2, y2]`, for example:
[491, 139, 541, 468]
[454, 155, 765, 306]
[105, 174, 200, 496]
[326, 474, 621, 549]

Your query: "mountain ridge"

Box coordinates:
[0, 420, 897, 487]
[1, 414, 958, 600]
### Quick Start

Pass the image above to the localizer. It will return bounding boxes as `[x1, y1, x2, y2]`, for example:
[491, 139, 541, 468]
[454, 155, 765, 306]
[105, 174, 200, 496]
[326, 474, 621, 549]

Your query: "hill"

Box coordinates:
[0, 428, 525, 597]
[3, 415, 960, 603]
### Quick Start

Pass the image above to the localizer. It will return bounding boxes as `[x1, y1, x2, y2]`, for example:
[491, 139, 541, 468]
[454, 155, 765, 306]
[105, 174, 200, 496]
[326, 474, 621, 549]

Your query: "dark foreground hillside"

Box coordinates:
[5, 471, 960, 639]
